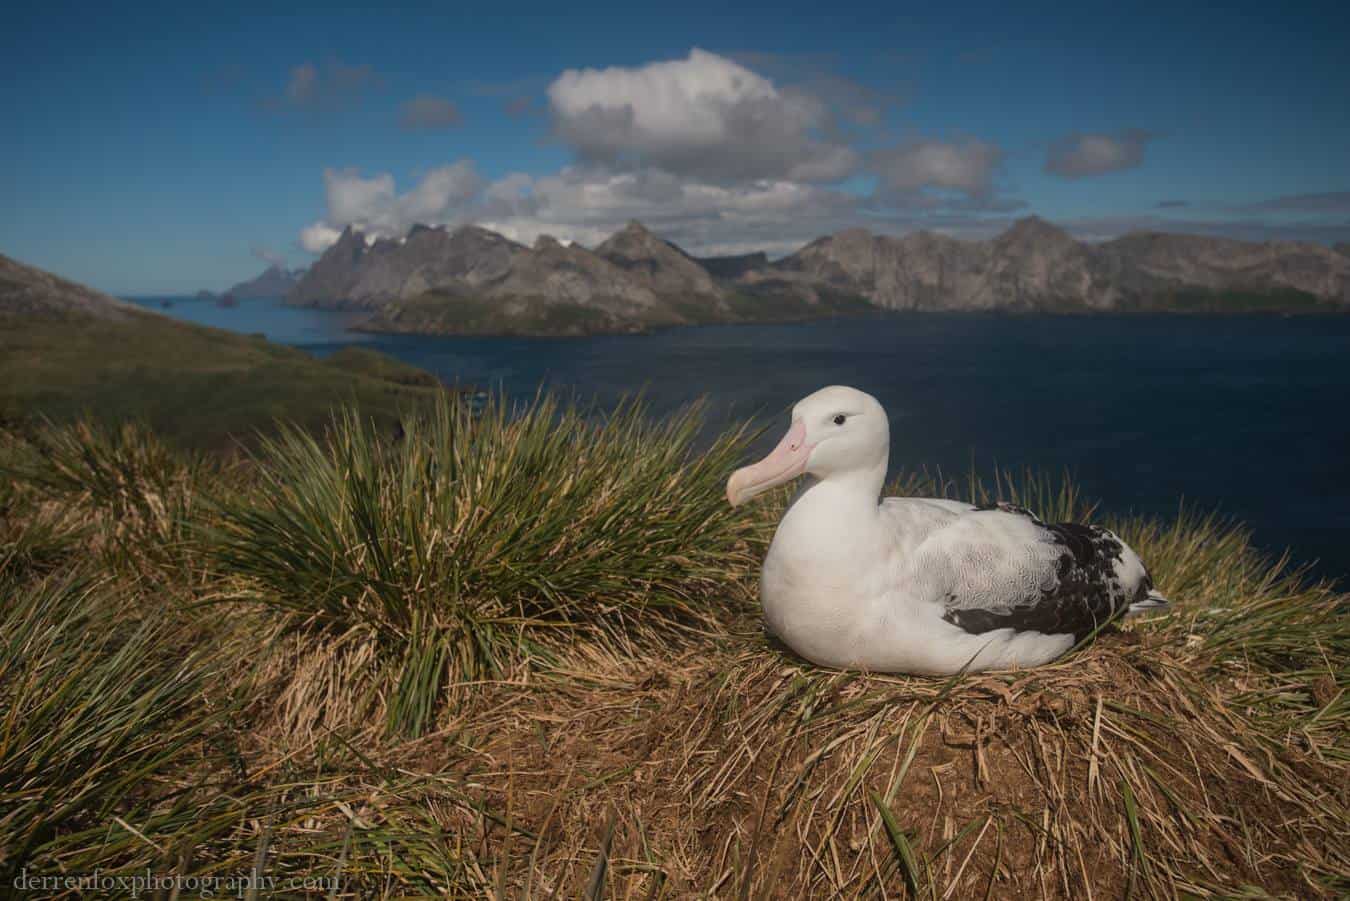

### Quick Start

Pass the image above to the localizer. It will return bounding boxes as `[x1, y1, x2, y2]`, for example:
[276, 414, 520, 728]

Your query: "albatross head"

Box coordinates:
[726, 385, 889, 507]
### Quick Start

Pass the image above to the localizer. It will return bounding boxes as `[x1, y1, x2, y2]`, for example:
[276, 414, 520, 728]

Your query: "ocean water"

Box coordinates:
[132, 294, 377, 345]
[133, 296, 1350, 584]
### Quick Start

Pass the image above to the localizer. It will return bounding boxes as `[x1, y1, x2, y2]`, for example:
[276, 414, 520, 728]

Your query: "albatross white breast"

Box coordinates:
[726, 385, 1169, 674]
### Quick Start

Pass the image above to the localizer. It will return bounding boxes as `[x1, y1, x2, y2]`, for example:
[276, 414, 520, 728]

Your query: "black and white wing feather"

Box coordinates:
[898, 501, 1164, 641]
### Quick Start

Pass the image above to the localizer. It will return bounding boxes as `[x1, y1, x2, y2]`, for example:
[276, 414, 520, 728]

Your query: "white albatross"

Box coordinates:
[726, 385, 1169, 674]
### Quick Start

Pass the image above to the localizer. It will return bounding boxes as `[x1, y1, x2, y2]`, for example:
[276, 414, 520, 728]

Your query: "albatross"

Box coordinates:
[726, 385, 1168, 674]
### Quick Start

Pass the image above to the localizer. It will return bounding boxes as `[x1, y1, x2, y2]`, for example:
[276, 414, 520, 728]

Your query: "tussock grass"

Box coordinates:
[0, 573, 224, 878]
[2, 419, 213, 582]
[209, 392, 762, 736]
[0, 399, 1344, 897]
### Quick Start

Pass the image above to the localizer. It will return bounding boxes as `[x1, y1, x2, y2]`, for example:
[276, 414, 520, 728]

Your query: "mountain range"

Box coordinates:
[286, 218, 1350, 335]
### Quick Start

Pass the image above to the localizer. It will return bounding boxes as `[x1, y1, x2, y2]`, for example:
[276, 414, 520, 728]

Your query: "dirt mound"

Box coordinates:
[358, 623, 1342, 898]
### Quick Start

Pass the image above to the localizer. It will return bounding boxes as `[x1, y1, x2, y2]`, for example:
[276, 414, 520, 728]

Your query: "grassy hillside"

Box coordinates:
[0, 311, 443, 450]
[364, 292, 657, 337]
[1, 394, 1344, 898]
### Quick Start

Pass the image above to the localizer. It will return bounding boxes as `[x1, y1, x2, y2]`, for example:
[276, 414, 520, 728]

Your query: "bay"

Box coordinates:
[132, 295, 1350, 584]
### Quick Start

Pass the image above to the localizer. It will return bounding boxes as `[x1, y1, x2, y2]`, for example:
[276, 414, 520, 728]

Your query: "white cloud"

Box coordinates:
[297, 161, 874, 256]
[324, 170, 395, 228]
[546, 48, 858, 183]
[478, 167, 860, 247]
[1045, 129, 1153, 178]
[299, 222, 343, 253]
[483, 172, 535, 207]
[296, 158, 1033, 258]
[870, 139, 1004, 201]
[397, 162, 484, 221]
[310, 162, 485, 243]
[296, 50, 1036, 257]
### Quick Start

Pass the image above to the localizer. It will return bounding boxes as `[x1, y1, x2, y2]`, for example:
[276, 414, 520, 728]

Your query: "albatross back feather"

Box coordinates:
[895, 500, 1158, 642]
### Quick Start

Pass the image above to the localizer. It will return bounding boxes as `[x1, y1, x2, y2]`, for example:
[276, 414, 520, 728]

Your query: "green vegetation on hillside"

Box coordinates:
[0, 311, 443, 450]
[1122, 287, 1332, 313]
[363, 288, 880, 337]
[355, 284, 1340, 337]
[365, 293, 658, 336]
[725, 287, 877, 320]
[0, 394, 1344, 897]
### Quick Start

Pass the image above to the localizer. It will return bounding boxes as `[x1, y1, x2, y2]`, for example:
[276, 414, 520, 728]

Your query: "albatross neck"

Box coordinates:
[790, 459, 888, 525]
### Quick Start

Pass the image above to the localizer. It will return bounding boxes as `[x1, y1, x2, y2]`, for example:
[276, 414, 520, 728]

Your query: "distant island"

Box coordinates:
[227, 263, 304, 300]
[281, 217, 1350, 336]
[198, 264, 306, 302]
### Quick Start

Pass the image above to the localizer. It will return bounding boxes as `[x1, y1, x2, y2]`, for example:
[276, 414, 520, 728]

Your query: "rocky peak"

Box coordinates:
[833, 227, 876, 243]
[444, 225, 523, 253]
[595, 220, 663, 256]
[594, 220, 724, 300]
[997, 216, 1074, 248]
[335, 225, 363, 245]
[330, 226, 369, 260]
[452, 224, 500, 239]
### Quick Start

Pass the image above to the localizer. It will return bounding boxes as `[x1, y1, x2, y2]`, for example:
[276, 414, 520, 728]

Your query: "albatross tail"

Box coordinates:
[1127, 589, 1170, 616]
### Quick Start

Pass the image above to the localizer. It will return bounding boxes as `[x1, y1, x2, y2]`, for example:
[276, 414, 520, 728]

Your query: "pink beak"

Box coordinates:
[726, 420, 812, 507]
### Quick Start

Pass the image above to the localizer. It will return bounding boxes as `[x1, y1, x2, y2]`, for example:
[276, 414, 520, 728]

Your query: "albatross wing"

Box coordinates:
[911, 502, 1159, 642]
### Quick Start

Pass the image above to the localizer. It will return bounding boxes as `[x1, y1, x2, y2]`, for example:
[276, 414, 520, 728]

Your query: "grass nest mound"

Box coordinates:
[0, 401, 1344, 898]
[378, 632, 1340, 898]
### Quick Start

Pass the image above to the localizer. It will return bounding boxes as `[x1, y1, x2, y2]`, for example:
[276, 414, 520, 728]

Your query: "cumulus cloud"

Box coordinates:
[296, 160, 1028, 259]
[299, 222, 344, 254]
[546, 48, 859, 183]
[297, 162, 867, 255]
[1045, 129, 1153, 178]
[725, 51, 904, 132]
[299, 161, 484, 250]
[870, 139, 1005, 203]
[266, 59, 380, 115]
[398, 95, 462, 131]
[474, 168, 866, 255]
[297, 50, 1039, 256]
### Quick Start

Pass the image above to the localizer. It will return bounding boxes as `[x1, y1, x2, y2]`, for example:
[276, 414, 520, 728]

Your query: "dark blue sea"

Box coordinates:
[133, 295, 1350, 585]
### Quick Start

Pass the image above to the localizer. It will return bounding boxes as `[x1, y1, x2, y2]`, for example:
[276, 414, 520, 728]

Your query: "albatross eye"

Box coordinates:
[832, 414, 847, 426]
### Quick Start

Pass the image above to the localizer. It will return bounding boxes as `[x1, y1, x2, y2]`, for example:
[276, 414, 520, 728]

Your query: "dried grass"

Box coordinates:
[0, 406, 1344, 898]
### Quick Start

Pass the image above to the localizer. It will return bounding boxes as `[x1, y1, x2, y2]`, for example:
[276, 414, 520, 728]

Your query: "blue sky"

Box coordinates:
[3, 0, 1347, 295]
